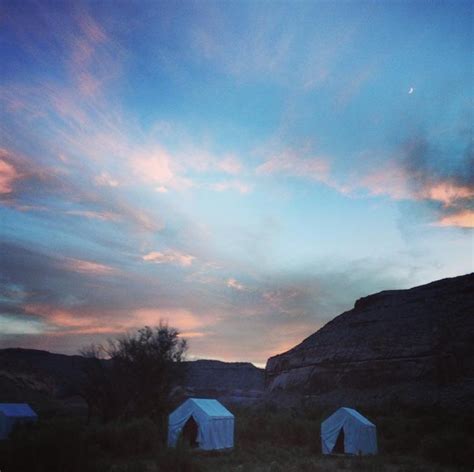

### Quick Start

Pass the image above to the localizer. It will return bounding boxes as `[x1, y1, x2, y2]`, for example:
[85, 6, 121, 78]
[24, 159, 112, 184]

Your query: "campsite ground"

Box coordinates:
[190, 447, 459, 472]
[0, 404, 471, 471]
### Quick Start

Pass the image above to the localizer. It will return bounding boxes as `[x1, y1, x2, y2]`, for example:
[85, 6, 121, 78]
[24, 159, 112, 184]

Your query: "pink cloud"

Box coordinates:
[226, 278, 246, 291]
[180, 331, 207, 338]
[435, 210, 474, 229]
[133, 308, 205, 331]
[143, 249, 195, 267]
[359, 164, 411, 200]
[63, 258, 118, 276]
[68, 13, 120, 98]
[355, 163, 474, 208]
[132, 150, 193, 191]
[0, 148, 55, 197]
[64, 210, 121, 221]
[0, 157, 20, 194]
[95, 172, 119, 187]
[420, 181, 474, 207]
[24, 304, 111, 334]
[352, 161, 473, 228]
[77, 12, 107, 44]
[262, 287, 303, 309]
[23, 303, 213, 337]
[133, 151, 174, 182]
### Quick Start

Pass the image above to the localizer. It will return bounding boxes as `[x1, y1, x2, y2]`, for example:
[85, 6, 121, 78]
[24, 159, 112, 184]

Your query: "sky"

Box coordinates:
[0, 0, 473, 366]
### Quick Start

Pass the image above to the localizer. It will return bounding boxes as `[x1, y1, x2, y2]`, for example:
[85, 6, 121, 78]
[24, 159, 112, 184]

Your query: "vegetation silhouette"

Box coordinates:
[80, 323, 187, 442]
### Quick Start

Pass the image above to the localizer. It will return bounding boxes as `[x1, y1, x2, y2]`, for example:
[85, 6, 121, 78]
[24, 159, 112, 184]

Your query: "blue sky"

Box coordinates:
[0, 0, 472, 364]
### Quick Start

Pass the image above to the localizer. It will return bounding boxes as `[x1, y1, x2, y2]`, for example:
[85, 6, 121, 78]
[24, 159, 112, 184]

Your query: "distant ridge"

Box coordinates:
[0, 348, 264, 410]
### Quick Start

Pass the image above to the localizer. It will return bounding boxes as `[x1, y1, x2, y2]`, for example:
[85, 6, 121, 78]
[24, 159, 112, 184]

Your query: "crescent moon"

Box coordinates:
[408, 87, 414, 94]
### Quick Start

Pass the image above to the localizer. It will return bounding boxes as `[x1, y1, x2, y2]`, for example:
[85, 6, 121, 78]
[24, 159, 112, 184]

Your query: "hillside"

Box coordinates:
[265, 273, 474, 411]
[0, 348, 264, 411]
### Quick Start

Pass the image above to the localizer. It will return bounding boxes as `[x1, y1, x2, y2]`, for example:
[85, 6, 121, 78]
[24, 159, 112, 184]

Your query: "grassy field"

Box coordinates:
[0, 404, 472, 472]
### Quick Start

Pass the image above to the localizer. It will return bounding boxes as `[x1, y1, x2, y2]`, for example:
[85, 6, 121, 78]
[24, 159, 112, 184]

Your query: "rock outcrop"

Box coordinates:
[265, 273, 474, 411]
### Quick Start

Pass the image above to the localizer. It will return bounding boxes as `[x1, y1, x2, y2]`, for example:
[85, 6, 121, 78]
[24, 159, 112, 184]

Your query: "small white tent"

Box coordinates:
[168, 398, 234, 450]
[321, 407, 377, 455]
[0, 403, 38, 440]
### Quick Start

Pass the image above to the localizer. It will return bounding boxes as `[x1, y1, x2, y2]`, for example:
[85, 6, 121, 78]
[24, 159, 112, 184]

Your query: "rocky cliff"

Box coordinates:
[265, 273, 474, 411]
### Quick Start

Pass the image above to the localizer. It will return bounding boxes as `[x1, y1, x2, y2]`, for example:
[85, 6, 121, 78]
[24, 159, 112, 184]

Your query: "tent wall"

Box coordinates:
[200, 417, 234, 450]
[168, 399, 234, 450]
[0, 414, 37, 440]
[321, 408, 377, 455]
[0, 413, 6, 440]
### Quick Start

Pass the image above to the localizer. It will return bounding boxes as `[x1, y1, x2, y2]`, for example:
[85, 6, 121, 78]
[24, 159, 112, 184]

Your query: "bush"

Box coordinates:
[419, 430, 473, 468]
[0, 417, 162, 472]
[0, 418, 100, 472]
[235, 406, 320, 450]
[108, 461, 153, 472]
[90, 417, 160, 456]
[155, 442, 203, 472]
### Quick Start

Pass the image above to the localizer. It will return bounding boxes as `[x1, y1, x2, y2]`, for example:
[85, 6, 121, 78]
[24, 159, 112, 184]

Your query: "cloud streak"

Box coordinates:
[143, 250, 196, 267]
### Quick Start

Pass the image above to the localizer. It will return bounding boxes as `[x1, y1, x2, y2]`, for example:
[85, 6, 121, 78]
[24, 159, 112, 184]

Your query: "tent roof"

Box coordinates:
[339, 407, 374, 426]
[188, 398, 233, 418]
[0, 403, 37, 418]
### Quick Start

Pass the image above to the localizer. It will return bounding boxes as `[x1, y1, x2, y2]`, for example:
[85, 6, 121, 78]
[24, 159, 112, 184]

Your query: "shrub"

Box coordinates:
[90, 417, 160, 456]
[155, 442, 203, 472]
[0, 418, 99, 472]
[0, 417, 162, 472]
[419, 430, 473, 468]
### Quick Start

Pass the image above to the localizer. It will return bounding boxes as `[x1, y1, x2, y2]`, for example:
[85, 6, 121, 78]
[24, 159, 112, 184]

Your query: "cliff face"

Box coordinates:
[265, 273, 474, 410]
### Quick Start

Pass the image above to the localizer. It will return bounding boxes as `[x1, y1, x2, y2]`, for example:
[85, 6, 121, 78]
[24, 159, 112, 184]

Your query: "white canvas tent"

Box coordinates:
[321, 407, 377, 455]
[0, 403, 38, 440]
[168, 398, 234, 450]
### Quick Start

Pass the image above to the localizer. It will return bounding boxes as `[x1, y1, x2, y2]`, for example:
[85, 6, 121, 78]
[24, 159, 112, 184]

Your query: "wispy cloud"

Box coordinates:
[0, 148, 56, 200]
[63, 210, 121, 222]
[226, 278, 247, 291]
[435, 210, 474, 229]
[24, 304, 106, 334]
[255, 135, 473, 229]
[336, 64, 375, 107]
[132, 150, 194, 192]
[420, 181, 474, 207]
[143, 250, 195, 267]
[210, 180, 252, 194]
[0, 156, 20, 194]
[354, 136, 474, 228]
[63, 258, 118, 276]
[95, 172, 119, 187]
[218, 155, 242, 174]
[257, 150, 330, 183]
[189, 3, 358, 94]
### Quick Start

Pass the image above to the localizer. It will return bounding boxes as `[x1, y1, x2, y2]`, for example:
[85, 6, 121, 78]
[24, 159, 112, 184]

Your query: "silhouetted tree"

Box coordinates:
[80, 323, 187, 439]
[79, 344, 123, 423]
